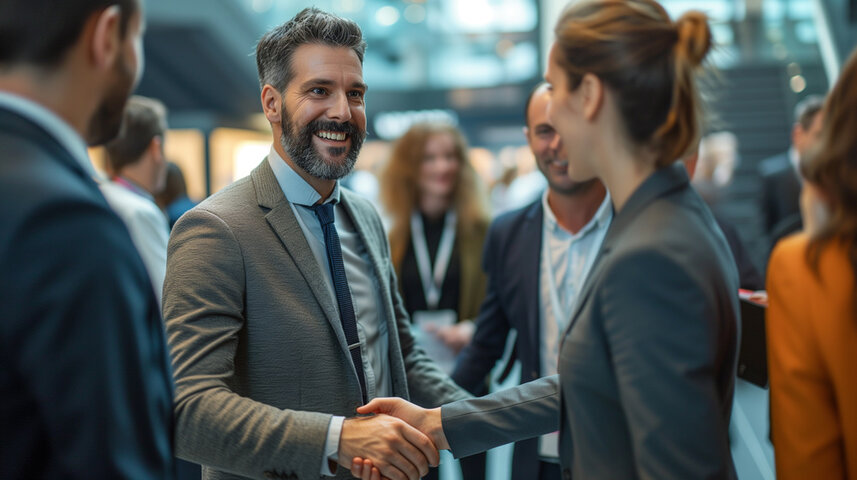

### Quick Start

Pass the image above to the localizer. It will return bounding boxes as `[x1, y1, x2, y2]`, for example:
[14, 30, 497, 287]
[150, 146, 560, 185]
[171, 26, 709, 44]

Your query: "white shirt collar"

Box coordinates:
[0, 91, 95, 178]
[541, 188, 613, 238]
[266, 146, 340, 207]
[788, 146, 801, 175]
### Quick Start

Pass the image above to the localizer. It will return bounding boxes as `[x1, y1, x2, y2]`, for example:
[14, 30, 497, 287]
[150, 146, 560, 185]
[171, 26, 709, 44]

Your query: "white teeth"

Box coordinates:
[317, 131, 346, 141]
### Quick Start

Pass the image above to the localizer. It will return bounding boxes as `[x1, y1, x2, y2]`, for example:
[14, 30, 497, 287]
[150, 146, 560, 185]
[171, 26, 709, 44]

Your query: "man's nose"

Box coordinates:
[327, 92, 352, 122]
[548, 132, 562, 153]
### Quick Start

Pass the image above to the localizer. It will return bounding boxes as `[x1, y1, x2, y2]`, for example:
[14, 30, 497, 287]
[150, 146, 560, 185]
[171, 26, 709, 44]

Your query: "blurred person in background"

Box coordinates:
[685, 149, 764, 290]
[0, 0, 176, 478]
[156, 161, 198, 229]
[690, 130, 738, 208]
[451, 82, 610, 480]
[380, 121, 491, 480]
[766, 47, 857, 480]
[759, 95, 825, 250]
[101, 95, 170, 305]
[353, 1, 739, 479]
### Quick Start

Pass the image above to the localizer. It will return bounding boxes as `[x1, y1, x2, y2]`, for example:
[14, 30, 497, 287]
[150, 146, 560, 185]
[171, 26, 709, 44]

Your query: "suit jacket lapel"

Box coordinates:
[520, 201, 544, 364]
[251, 160, 349, 354]
[339, 190, 391, 320]
[560, 164, 689, 342]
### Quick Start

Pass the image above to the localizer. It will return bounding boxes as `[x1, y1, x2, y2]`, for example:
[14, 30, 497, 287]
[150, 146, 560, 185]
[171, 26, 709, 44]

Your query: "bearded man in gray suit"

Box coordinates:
[162, 8, 469, 480]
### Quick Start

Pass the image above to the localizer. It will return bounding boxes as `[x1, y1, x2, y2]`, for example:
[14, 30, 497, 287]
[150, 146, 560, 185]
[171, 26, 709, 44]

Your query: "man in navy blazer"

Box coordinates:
[0, 0, 175, 478]
[451, 83, 610, 480]
[758, 94, 824, 253]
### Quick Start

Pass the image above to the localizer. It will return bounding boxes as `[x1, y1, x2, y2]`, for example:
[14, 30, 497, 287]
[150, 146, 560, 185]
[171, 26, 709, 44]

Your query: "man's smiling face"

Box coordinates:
[279, 43, 367, 180]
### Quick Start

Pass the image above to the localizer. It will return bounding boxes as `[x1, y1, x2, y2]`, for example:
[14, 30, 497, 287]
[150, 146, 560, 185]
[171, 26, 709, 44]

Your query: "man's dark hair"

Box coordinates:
[104, 96, 167, 172]
[255, 7, 366, 92]
[0, 0, 138, 67]
[523, 81, 548, 128]
[794, 94, 825, 130]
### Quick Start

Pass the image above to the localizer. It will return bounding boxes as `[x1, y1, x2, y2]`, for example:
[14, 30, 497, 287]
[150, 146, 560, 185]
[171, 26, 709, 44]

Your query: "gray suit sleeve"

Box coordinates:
[164, 208, 330, 480]
[442, 375, 559, 458]
[599, 250, 733, 480]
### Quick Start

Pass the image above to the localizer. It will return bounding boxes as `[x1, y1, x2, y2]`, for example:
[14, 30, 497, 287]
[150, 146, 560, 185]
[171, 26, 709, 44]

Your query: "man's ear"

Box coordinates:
[791, 122, 803, 150]
[261, 85, 283, 124]
[579, 73, 604, 121]
[90, 5, 123, 71]
[148, 136, 164, 161]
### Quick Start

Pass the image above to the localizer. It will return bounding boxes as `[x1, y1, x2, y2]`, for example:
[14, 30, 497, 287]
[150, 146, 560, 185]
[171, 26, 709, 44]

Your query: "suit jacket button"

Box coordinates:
[263, 471, 274, 479]
[532, 371, 538, 379]
[563, 468, 572, 480]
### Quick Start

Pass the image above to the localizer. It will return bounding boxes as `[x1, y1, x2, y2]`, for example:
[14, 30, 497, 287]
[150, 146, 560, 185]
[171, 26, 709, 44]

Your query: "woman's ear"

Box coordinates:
[579, 73, 604, 121]
[261, 85, 283, 124]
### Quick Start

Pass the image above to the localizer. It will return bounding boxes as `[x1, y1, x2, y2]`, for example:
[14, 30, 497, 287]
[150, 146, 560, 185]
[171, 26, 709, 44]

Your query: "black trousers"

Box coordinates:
[538, 460, 561, 480]
[422, 451, 486, 480]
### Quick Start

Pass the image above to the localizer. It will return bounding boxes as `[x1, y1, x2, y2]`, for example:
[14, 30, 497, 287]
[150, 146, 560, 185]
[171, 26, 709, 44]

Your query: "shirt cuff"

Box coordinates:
[320, 416, 345, 476]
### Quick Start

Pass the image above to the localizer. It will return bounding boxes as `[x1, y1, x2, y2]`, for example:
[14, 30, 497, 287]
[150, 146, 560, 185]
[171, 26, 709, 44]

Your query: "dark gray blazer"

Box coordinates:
[442, 164, 740, 480]
[163, 159, 469, 480]
[759, 152, 801, 236]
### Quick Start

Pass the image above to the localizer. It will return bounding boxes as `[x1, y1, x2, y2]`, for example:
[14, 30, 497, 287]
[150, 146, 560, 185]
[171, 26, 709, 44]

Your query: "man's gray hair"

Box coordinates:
[255, 7, 366, 92]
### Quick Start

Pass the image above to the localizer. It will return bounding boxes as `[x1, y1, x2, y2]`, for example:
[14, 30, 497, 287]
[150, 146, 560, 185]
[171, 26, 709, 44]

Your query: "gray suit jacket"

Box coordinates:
[163, 159, 469, 480]
[442, 164, 740, 480]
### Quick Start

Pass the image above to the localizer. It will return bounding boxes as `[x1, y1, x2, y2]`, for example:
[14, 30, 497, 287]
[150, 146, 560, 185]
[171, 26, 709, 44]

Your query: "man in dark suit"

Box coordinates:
[450, 83, 610, 480]
[759, 95, 825, 250]
[0, 1, 176, 478]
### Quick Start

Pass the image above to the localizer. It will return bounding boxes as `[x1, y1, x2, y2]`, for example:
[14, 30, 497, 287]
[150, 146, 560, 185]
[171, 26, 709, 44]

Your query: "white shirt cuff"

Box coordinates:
[320, 416, 345, 476]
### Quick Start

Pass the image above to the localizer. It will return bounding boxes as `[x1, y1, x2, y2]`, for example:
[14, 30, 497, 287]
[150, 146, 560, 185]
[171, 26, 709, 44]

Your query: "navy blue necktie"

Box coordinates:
[312, 203, 368, 405]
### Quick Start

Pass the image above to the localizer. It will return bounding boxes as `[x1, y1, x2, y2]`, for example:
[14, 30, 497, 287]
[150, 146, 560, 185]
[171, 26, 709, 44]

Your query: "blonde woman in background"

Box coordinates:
[380, 122, 490, 480]
[767, 46, 857, 480]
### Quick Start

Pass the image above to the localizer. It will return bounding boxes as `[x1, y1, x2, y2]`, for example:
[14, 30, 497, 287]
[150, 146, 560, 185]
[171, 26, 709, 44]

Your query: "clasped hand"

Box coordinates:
[343, 398, 447, 480]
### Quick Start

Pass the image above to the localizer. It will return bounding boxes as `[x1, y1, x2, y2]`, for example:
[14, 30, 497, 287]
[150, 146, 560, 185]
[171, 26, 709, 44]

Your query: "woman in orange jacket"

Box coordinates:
[767, 46, 857, 479]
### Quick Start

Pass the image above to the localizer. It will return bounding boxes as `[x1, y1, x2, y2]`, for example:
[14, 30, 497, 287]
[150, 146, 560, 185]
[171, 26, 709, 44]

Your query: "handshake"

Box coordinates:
[339, 398, 447, 480]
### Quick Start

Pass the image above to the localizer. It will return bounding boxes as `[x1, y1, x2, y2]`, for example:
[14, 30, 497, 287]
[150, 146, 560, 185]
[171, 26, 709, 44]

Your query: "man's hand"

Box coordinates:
[427, 321, 474, 354]
[351, 457, 382, 480]
[357, 398, 448, 450]
[338, 413, 438, 480]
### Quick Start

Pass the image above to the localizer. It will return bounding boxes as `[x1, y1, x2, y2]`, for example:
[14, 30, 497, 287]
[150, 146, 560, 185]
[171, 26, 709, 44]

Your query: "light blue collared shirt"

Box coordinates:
[0, 91, 95, 178]
[539, 189, 613, 379]
[266, 148, 391, 476]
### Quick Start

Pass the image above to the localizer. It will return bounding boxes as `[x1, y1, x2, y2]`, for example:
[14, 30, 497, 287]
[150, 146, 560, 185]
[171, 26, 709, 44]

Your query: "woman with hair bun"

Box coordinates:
[353, 2, 739, 479]
[766, 47, 857, 480]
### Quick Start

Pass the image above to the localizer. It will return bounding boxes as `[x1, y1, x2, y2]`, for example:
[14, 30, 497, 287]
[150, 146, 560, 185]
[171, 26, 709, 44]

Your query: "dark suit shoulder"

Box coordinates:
[606, 187, 735, 286]
[486, 198, 541, 244]
[758, 152, 791, 177]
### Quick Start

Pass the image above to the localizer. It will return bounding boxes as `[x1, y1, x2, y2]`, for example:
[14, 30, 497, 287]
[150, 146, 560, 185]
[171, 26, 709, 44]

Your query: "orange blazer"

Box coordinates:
[767, 233, 857, 480]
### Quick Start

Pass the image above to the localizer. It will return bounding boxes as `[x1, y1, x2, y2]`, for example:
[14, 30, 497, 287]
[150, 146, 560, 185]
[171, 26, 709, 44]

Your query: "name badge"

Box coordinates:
[412, 309, 457, 374]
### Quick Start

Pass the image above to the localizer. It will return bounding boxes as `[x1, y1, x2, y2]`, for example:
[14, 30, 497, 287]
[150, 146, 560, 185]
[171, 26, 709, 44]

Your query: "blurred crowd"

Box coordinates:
[2, 1, 856, 480]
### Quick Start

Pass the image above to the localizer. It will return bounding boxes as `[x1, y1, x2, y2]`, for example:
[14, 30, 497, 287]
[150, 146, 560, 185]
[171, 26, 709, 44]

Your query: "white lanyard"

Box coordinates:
[410, 210, 457, 310]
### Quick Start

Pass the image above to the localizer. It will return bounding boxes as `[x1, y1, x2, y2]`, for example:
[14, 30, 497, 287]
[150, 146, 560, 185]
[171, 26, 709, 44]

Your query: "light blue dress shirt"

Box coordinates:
[266, 148, 391, 476]
[539, 190, 613, 379]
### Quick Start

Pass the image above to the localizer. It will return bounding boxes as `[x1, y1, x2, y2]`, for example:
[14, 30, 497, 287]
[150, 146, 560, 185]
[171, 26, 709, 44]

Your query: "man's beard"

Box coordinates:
[280, 107, 366, 181]
[87, 50, 136, 146]
[551, 176, 600, 196]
